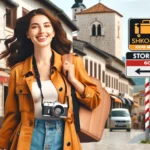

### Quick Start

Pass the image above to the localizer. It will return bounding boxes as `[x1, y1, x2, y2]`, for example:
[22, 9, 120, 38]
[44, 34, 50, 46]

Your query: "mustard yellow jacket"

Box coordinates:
[0, 50, 101, 150]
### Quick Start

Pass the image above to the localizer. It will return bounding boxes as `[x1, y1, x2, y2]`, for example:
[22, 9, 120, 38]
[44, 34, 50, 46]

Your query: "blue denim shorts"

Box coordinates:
[30, 119, 64, 150]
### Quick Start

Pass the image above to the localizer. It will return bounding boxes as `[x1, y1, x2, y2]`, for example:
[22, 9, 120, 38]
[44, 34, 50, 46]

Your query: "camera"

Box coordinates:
[42, 101, 68, 118]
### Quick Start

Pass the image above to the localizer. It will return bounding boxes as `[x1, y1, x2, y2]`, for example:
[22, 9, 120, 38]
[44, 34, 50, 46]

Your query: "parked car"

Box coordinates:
[110, 108, 131, 132]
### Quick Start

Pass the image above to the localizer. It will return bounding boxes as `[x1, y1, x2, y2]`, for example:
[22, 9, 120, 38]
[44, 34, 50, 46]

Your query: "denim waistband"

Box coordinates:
[34, 118, 64, 128]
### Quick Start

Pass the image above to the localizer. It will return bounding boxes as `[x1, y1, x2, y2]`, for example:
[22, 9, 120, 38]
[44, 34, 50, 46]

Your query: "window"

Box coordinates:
[85, 59, 88, 73]
[22, 8, 29, 16]
[6, 7, 17, 29]
[91, 21, 103, 36]
[102, 71, 105, 83]
[74, 15, 76, 20]
[109, 76, 111, 87]
[116, 79, 118, 90]
[117, 22, 120, 38]
[127, 85, 128, 94]
[139, 98, 142, 106]
[114, 78, 115, 89]
[120, 83, 122, 92]
[129, 88, 133, 97]
[92, 24, 96, 36]
[98, 64, 101, 81]
[94, 62, 97, 78]
[90, 61, 93, 76]
[106, 75, 108, 87]
[97, 24, 101, 36]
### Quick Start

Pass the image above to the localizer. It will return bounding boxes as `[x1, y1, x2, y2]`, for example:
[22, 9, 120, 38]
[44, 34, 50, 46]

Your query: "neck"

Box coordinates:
[34, 47, 52, 65]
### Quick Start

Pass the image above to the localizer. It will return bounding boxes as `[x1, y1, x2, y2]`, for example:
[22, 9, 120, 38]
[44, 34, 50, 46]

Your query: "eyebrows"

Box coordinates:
[30, 22, 51, 26]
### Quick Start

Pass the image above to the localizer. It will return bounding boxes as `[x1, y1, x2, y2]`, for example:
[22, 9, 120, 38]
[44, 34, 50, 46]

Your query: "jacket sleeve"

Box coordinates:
[73, 55, 101, 110]
[0, 69, 20, 149]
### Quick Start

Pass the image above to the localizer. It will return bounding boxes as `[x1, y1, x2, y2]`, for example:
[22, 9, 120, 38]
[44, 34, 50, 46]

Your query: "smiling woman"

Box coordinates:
[0, 8, 101, 150]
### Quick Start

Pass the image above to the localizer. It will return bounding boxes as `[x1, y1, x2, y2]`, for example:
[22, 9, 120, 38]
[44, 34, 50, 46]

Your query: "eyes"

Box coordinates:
[31, 24, 51, 29]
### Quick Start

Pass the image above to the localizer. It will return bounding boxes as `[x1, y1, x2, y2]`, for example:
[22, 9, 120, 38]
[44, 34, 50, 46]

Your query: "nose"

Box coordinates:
[39, 25, 45, 33]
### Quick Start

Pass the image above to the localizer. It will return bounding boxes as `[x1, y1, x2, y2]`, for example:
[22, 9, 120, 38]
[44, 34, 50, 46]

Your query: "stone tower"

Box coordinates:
[74, 2, 123, 60]
[71, 0, 86, 25]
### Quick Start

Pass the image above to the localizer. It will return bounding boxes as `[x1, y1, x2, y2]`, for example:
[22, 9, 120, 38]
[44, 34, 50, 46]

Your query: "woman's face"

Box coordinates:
[26, 14, 55, 48]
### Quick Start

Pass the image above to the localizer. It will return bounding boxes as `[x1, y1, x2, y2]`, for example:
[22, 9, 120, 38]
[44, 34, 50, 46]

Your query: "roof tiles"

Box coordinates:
[76, 3, 123, 17]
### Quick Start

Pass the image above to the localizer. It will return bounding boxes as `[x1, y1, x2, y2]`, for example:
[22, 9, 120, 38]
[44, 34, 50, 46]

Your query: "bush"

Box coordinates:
[141, 140, 150, 144]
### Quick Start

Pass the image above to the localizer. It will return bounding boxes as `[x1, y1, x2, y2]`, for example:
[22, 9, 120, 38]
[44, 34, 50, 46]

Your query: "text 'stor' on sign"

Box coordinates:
[126, 52, 150, 77]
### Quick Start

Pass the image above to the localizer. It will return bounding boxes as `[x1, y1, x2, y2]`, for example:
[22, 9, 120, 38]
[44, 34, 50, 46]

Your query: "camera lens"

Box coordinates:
[53, 105, 64, 117]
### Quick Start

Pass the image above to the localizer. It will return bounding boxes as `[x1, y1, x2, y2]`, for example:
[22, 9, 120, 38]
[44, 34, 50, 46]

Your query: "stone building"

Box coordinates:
[71, 0, 137, 116]
[0, 0, 77, 118]
[133, 90, 144, 115]
[72, 1, 122, 60]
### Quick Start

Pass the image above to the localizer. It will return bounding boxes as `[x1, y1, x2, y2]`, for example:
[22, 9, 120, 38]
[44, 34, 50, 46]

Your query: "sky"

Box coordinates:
[51, 0, 150, 57]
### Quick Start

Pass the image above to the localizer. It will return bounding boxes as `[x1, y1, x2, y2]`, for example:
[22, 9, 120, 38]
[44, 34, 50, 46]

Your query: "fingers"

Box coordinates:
[63, 61, 74, 78]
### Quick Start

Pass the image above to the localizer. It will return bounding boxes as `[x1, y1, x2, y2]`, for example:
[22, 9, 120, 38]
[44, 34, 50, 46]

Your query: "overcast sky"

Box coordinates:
[51, 0, 150, 57]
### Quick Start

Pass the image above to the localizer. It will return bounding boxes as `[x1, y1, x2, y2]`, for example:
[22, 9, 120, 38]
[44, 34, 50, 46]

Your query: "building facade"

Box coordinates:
[72, 2, 122, 60]
[71, 1, 137, 120]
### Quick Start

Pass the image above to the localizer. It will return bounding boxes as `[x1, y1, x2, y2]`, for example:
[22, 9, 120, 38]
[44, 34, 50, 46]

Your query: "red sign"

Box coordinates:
[0, 76, 9, 83]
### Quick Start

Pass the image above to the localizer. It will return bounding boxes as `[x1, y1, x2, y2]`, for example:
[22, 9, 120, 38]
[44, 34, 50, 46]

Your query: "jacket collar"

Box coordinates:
[22, 49, 62, 76]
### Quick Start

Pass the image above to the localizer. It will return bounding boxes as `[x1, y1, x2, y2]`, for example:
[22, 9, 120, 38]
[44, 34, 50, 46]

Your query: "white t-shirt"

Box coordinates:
[32, 80, 60, 120]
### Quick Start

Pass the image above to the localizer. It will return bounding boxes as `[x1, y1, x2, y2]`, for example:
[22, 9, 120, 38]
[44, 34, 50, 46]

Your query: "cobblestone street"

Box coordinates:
[81, 129, 150, 150]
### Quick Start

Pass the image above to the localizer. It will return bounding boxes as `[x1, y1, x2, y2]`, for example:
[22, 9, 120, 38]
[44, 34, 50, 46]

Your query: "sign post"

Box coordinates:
[145, 78, 150, 140]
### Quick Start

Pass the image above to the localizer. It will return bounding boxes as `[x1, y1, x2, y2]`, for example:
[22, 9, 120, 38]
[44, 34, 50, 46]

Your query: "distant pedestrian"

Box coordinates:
[133, 113, 138, 129]
[138, 114, 142, 129]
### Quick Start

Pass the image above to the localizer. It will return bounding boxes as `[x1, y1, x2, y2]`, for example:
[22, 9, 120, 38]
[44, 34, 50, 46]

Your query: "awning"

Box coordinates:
[111, 95, 122, 103]
[128, 98, 133, 105]
[118, 96, 126, 104]
[124, 98, 132, 106]
[0, 71, 9, 83]
[133, 101, 140, 107]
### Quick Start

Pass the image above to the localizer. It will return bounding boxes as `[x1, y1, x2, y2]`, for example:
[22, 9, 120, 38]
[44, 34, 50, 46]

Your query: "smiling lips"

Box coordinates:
[36, 35, 48, 42]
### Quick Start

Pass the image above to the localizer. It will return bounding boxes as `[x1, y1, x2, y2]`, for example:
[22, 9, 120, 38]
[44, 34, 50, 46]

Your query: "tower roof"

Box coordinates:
[71, 0, 86, 9]
[76, 3, 123, 17]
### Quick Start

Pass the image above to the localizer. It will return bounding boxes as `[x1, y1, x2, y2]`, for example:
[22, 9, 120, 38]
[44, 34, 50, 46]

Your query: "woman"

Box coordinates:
[0, 8, 101, 150]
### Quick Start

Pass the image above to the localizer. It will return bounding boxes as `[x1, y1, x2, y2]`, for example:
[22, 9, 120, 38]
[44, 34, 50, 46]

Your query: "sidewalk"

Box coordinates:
[81, 129, 150, 150]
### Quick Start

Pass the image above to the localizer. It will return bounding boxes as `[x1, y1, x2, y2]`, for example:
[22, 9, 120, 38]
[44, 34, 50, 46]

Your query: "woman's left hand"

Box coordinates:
[62, 61, 76, 83]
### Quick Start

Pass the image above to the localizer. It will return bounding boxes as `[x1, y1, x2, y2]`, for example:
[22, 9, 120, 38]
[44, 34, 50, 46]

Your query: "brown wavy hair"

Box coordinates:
[0, 8, 72, 68]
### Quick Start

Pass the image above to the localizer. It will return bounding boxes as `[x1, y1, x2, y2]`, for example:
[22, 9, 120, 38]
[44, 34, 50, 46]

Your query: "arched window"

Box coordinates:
[97, 24, 101, 36]
[92, 24, 96, 36]
[117, 22, 120, 38]
[75, 9, 77, 12]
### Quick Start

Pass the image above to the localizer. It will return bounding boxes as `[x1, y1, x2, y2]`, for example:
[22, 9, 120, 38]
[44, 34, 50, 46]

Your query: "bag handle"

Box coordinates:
[62, 53, 80, 130]
[142, 20, 150, 23]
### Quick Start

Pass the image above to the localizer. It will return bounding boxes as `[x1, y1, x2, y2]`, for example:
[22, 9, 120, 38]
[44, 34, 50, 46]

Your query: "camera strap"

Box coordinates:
[32, 55, 44, 107]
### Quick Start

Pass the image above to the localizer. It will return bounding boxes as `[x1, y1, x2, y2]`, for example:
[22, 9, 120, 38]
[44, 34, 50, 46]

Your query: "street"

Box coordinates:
[81, 129, 150, 150]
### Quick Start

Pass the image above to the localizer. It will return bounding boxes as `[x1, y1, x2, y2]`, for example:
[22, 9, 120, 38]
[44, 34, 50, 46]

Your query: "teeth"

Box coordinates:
[37, 37, 47, 40]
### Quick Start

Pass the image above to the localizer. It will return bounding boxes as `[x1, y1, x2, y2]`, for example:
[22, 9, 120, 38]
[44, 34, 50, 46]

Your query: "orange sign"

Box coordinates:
[129, 19, 150, 50]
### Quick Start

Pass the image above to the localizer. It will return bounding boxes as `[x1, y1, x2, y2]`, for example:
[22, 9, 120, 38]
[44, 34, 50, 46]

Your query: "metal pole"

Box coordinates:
[145, 77, 150, 140]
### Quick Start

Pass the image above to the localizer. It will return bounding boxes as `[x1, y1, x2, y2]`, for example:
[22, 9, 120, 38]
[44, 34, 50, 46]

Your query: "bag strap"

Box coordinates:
[62, 53, 80, 131]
